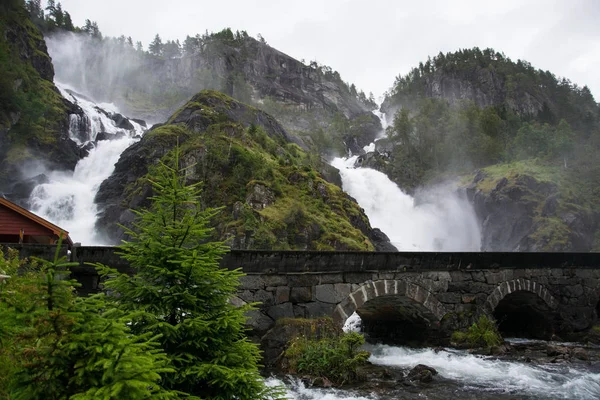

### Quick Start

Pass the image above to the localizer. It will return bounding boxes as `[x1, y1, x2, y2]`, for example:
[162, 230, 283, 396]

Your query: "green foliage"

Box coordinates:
[0, 245, 174, 400]
[285, 330, 370, 385]
[99, 147, 282, 399]
[381, 46, 599, 199]
[451, 315, 502, 348]
[129, 93, 375, 251]
[0, 1, 72, 170]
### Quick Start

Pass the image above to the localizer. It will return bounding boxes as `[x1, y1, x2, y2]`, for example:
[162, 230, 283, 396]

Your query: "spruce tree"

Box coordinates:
[1, 244, 175, 399]
[100, 147, 281, 399]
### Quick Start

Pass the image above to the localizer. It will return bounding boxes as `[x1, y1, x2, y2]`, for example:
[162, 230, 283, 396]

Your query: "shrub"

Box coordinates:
[451, 315, 502, 348]
[285, 331, 370, 384]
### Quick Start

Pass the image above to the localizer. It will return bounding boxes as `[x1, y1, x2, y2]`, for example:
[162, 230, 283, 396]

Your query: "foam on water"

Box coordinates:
[266, 377, 376, 400]
[368, 344, 600, 399]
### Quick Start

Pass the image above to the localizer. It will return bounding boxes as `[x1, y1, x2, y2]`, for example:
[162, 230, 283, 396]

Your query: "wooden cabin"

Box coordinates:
[0, 197, 73, 247]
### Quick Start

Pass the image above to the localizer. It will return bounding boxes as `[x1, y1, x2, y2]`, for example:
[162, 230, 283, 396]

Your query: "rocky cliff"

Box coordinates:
[373, 48, 600, 251]
[381, 48, 598, 130]
[0, 3, 81, 200]
[463, 162, 598, 252]
[47, 30, 379, 155]
[95, 90, 393, 251]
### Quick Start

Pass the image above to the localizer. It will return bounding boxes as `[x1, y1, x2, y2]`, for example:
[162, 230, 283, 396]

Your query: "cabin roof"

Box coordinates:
[0, 197, 73, 246]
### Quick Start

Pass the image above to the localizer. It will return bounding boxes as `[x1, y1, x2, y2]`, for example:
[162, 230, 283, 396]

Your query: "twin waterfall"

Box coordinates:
[28, 91, 481, 252]
[22, 83, 600, 399]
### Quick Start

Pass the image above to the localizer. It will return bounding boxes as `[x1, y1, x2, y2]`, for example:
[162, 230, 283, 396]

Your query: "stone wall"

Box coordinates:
[4, 244, 600, 336]
[236, 267, 600, 336]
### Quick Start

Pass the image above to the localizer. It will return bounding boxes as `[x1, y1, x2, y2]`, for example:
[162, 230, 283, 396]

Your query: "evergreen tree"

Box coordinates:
[1, 245, 175, 399]
[148, 33, 163, 56]
[100, 147, 282, 399]
[63, 11, 74, 31]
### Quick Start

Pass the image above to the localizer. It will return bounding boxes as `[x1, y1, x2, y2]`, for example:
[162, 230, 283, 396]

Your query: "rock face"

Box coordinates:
[465, 169, 597, 251]
[0, 5, 81, 201]
[95, 90, 392, 252]
[381, 58, 557, 119]
[47, 32, 380, 155]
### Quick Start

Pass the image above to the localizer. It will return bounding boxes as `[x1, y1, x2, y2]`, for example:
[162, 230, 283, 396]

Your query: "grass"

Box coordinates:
[284, 325, 370, 385]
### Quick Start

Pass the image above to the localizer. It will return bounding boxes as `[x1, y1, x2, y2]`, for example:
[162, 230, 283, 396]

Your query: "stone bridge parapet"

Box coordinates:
[3, 244, 600, 338]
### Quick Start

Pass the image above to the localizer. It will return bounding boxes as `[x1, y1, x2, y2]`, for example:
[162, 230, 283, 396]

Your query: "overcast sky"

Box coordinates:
[54, 0, 600, 101]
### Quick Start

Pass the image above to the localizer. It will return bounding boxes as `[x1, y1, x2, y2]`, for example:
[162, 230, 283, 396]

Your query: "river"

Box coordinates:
[267, 339, 600, 399]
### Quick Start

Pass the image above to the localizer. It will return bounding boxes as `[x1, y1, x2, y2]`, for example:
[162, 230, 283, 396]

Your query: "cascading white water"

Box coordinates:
[331, 112, 481, 251]
[28, 83, 144, 245]
[56, 82, 145, 143]
[368, 344, 600, 399]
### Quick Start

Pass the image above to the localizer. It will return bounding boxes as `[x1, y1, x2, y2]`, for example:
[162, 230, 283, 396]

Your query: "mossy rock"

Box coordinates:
[96, 91, 382, 251]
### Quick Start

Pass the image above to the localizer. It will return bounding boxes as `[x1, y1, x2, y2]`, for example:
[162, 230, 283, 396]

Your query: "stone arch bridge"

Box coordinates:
[8, 245, 600, 342]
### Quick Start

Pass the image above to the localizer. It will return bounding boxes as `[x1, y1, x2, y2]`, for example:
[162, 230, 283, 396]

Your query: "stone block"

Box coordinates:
[275, 286, 290, 304]
[315, 283, 351, 304]
[262, 274, 288, 287]
[288, 274, 320, 287]
[293, 305, 306, 318]
[431, 279, 449, 292]
[485, 271, 505, 285]
[344, 272, 377, 284]
[561, 284, 584, 298]
[374, 281, 386, 297]
[239, 275, 265, 290]
[437, 292, 462, 304]
[377, 272, 395, 280]
[290, 287, 312, 303]
[449, 271, 471, 282]
[319, 273, 341, 284]
[238, 289, 275, 307]
[267, 302, 295, 320]
[420, 279, 434, 291]
[245, 310, 274, 333]
[422, 271, 450, 281]
[301, 301, 335, 318]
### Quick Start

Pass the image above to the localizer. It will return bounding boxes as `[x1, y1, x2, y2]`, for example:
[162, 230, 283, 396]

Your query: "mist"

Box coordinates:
[332, 156, 481, 251]
[46, 32, 218, 123]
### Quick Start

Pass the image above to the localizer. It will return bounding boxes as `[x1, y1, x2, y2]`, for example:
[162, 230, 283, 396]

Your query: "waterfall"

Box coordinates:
[28, 83, 145, 245]
[331, 111, 481, 252]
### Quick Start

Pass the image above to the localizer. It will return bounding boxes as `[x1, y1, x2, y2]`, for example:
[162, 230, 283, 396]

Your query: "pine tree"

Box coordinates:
[100, 147, 282, 399]
[148, 33, 163, 56]
[1, 245, 175, 399]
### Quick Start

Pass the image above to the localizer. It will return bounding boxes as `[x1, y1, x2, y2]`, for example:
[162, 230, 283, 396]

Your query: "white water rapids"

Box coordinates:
[27, 82, 144, 244]
[267, 341, 600, 400]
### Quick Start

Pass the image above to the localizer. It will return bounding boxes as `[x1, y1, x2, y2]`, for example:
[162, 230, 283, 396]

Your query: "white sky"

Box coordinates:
[53, 0, 600, 101]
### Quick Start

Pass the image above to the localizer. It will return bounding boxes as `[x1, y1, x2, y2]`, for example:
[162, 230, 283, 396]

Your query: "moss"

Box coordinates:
[0, 5, 71, 171]
[121, 91, 375, 251]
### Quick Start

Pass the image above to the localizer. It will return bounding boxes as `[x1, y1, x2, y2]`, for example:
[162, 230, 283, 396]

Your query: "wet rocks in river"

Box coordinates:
[406, 364, 438, 384]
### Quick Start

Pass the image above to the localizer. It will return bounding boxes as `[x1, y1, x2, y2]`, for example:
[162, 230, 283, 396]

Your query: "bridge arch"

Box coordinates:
[333, 280, 447, 344]
[484, 279, 558, 312]
[485, 279, 558, 339]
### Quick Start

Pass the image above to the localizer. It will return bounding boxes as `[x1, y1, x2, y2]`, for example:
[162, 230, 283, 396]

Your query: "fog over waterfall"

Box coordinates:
[331, 114, 481, 252]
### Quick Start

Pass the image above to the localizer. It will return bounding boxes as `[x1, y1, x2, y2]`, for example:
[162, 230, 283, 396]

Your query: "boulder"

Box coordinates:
[111, 113, 135, 130]
[406, 364, 438, 383]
